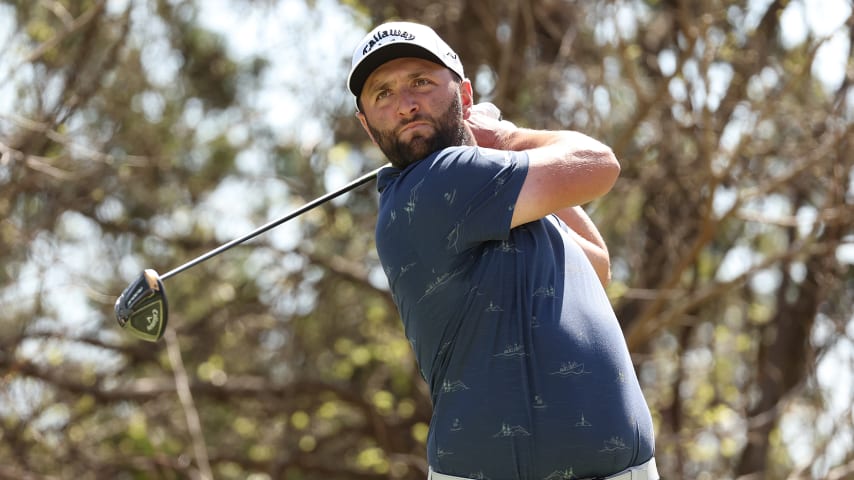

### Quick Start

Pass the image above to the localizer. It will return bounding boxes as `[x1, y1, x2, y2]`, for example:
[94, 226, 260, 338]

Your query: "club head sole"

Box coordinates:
[115, 269, 168, 342]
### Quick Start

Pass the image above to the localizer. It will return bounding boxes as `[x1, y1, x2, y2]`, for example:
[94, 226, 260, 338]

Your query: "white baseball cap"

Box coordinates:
[348, 21, 465, 101]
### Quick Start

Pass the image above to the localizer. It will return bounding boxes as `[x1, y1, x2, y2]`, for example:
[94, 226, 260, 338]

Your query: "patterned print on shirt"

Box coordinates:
[549, 361, 592, 377]
[575, 412, 592, 427]
[404, 179, 425, 224]
[383, 209, 397, 230]
[493, 423, 531, 437]
[494, 343, 527, 358]
[442, 380, 469, 393]
[437, 341, 452, 357]
[600, 436, 629, 452]
[450, 418, 463, 431]
[447, 222, 462, 252]
[419, 268, 465, 303]
[533, 395, 547, 409]
[543, 468, 578, 480]
[443, 189, 457, 205]
[493, 175, 507, 194]
[495, 240, 521, 254]
[485, 301, 504, 312]
[533, 285, 556, 298]
[468, 285, 485, 297]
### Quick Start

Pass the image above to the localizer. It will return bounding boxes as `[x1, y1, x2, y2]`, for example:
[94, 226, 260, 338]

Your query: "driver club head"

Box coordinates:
[115, 269, 168, 342]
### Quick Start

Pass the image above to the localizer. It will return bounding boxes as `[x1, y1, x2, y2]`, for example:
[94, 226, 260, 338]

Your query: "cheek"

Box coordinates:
[364, 108, 396, 129]
[427, 88, 459, 115]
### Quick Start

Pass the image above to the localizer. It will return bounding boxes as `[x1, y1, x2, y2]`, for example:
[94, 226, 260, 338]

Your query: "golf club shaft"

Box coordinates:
[160, 165, 386, 281]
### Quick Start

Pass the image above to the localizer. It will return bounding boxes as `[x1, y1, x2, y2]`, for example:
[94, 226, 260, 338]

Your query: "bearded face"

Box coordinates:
[364, 90, 473, 169]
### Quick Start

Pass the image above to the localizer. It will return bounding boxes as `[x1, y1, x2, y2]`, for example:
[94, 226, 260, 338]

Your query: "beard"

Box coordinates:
[366, 93, 473, 169]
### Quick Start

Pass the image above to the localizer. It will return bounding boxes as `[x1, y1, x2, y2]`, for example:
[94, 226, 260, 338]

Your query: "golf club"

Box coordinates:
[114, 102, 503, 342]
[114, 164, 385, 342]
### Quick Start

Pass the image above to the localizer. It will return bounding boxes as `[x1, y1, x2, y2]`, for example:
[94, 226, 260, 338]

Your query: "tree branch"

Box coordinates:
[164, 329, 213, 480]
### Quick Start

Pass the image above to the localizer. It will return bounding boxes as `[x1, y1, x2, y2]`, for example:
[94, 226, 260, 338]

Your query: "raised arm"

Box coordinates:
[466, 105, 618, 286]
[554, 205, 612, 286]
[465, 106, 620, 228]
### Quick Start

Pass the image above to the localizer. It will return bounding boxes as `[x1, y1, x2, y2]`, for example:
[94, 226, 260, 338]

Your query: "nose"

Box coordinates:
[397, 89, 419, 117]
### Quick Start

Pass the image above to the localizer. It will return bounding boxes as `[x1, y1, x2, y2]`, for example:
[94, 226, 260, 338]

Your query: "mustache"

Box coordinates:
[396, 114, 431, 131]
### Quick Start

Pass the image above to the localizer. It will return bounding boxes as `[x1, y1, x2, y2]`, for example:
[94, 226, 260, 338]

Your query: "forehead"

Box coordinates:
[363, 57, 450, 91]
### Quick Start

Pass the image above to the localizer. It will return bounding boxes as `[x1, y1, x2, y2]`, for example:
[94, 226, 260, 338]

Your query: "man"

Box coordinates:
[348, 21, 657, 480]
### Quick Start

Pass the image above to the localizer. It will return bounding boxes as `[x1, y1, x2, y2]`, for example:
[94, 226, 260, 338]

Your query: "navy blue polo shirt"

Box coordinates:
[375, 146, 654, 479]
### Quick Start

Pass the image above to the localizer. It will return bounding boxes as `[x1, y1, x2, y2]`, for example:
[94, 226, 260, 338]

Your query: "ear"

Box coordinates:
[460, 79, 474, 119]
[356, 112, 379, 146]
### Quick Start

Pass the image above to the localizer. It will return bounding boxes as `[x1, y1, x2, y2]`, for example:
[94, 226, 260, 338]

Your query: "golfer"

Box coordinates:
[348, 21, 657, 480]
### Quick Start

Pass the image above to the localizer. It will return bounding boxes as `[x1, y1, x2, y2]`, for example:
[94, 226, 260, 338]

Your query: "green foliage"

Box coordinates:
[0, 1, 851, 479]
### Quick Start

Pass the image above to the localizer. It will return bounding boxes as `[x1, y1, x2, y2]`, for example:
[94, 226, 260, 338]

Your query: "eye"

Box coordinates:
[375, 89, 391, 102]
[413, 78, 432, 87]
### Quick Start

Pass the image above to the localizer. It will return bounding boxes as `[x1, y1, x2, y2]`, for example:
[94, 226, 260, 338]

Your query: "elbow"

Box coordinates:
[599, 266, 612, 288]
[602, 148, 620, 188]
[594, 250, 612, 287]
[584, 147, 620, 196]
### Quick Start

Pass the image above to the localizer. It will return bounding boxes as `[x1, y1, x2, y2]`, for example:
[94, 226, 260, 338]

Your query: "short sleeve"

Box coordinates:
[405, 146, 529, 254]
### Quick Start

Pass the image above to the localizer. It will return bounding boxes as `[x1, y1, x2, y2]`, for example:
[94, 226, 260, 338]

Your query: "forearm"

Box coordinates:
[501, 128, 612, 157]
[500, 128, 616, 272]
[555, 206, 611, 287]
[466, 105, 619, 237]
[467, 108, 614, 160]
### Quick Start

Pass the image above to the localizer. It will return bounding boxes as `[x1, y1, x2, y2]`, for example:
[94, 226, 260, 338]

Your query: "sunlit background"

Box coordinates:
[0, 0, 851, 479]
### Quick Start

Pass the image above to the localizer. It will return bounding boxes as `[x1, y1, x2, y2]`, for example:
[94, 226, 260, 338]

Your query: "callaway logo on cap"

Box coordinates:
[348, 21, 465, 100]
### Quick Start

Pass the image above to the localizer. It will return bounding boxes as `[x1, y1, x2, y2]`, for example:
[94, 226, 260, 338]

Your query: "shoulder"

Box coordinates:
[429, 147, 529, 182]
[436, 145, 524, 164]
[378, 147, 528, 195]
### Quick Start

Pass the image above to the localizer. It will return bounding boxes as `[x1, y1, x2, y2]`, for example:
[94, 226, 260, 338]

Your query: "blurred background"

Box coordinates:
[0, 0, 851, 479]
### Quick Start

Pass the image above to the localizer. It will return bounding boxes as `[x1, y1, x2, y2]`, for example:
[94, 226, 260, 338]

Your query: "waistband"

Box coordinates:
[428, 457, 659, 480]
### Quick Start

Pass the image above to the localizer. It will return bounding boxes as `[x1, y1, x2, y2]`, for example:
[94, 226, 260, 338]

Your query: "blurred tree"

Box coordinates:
[0, 0, 851, 480]
[343, 1, 854, 478]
